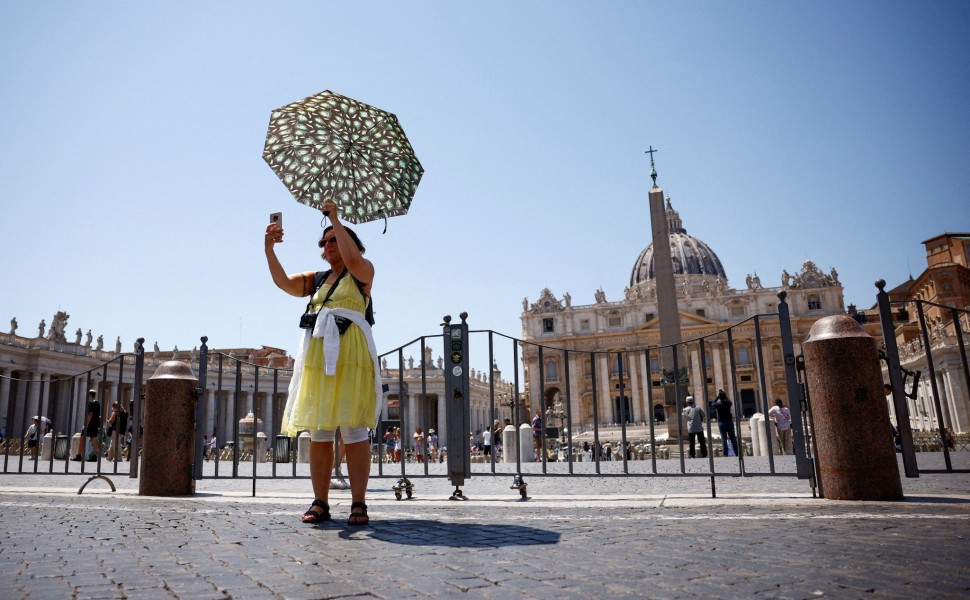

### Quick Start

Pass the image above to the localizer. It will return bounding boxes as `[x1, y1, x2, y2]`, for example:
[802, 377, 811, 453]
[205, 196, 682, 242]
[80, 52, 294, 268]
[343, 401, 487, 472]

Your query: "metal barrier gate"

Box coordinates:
[875, 280, 970, 476]
[191, 292, 816, 499]
[1, 293, 819, 499]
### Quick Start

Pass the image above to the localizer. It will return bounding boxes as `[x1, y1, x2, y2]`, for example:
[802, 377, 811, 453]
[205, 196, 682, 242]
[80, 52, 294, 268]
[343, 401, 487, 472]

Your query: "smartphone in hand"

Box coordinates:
[270, 212, 282, 228]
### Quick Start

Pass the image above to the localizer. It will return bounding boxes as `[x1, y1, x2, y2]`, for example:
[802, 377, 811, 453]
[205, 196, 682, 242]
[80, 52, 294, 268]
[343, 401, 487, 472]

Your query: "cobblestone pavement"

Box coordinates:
[1, 457, 969, 599]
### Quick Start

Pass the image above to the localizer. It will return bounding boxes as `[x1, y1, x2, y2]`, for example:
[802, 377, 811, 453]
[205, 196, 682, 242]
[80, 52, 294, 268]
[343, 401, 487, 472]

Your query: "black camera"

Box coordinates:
[299, 312, 317, 330]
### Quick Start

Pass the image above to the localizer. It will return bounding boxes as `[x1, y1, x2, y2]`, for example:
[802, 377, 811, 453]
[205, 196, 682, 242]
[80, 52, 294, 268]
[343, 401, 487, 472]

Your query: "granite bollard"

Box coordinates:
[140, 360, 197, 496]
[803, 315, 903, 501]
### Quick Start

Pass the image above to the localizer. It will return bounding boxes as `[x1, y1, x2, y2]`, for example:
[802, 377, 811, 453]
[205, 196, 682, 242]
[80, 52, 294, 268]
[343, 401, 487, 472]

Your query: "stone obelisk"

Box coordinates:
[646, 149, 687, 437]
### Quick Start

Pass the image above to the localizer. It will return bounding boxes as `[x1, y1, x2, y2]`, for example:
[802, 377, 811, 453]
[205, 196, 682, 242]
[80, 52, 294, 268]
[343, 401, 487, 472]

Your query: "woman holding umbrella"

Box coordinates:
[265, 199, 379, 526]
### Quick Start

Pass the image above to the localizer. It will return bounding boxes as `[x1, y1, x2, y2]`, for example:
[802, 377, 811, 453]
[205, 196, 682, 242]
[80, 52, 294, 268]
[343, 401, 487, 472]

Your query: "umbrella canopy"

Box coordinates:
[263, 90, 424, 225]
[33, 416, 52, 425]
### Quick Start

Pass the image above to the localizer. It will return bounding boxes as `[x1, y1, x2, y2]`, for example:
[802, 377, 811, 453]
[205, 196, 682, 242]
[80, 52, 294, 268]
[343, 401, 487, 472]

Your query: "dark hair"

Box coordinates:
[320, 225, 365, 254]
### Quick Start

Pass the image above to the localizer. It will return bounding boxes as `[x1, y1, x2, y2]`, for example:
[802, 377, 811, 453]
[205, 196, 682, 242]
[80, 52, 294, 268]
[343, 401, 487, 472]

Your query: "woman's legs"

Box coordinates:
[345, 439, 370, 503]
[307, 440, 334, 519]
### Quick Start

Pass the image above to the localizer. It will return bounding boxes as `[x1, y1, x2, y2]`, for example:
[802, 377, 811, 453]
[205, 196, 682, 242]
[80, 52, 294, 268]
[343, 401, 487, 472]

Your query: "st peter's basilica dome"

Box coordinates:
[629, 197, 727, 288]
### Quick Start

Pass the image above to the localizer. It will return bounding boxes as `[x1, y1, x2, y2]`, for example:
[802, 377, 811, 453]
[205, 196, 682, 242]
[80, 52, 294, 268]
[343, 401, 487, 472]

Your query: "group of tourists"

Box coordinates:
[684, 389, 794, 457]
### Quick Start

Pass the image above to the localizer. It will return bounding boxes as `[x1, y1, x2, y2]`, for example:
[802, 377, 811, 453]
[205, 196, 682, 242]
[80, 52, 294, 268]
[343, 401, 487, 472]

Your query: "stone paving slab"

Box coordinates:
[1, 459, 969, 599]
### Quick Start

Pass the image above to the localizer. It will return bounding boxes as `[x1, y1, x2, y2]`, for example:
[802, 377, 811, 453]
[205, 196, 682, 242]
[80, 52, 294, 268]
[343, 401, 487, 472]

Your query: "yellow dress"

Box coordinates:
[285, 275, 376, 433]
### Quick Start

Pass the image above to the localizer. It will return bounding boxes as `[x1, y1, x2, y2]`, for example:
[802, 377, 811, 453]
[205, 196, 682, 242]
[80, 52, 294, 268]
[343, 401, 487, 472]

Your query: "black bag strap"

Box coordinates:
[304, 269, 347, 315]
[308, 269, 375, 326]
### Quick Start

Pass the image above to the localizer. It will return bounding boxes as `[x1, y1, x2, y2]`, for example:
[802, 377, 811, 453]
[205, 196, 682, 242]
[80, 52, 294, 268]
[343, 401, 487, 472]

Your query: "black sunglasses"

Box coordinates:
[318, 237, 338, 248]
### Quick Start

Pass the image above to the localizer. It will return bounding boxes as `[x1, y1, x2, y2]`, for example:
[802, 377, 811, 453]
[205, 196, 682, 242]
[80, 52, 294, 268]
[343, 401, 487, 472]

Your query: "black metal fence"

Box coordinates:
[2, 293, 821, 498]
[876, 280, 970, 475]
[0, 339, 143, 479]
[188, 292, 815, 499]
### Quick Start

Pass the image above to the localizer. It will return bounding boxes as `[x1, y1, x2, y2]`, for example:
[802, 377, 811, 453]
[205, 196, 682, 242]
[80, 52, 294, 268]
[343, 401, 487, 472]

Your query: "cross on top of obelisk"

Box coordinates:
[645, 146, 659, 187]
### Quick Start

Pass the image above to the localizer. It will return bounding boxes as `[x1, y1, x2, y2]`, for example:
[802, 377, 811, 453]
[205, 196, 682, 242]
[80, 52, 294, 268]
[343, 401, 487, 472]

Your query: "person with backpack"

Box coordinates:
[768, 399, 793, 455]
[710, 389, 739, 457]
[265, 199, 380, 526]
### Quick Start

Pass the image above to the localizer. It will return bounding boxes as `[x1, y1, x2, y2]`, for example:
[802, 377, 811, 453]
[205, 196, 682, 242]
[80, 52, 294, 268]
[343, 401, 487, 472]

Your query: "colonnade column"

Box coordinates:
[73, 383, 87, 435]
[721, 344, 739, 392]
[597, 355, 610, 422]
[628, 353, 642, 422]
[942, 370, 969, 433]
[12, 372, 33, 436]
[712, 345, 724, 393]
[689, 347, 703, 407]
[0, 369, 10, 436]
[636, 352, 649, 422]
[26, 372, 45, 424]
[568, 354, 582, 429]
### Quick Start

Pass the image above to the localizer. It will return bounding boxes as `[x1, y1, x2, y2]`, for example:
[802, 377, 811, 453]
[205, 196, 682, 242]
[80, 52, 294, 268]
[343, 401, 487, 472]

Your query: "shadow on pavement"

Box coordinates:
[337, 519, 560, 547]
[901, 496, 970, 505]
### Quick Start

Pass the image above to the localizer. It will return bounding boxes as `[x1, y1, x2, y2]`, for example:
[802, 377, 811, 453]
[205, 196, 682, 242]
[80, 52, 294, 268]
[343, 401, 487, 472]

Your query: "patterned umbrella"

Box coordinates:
[262, 90, 424, 224]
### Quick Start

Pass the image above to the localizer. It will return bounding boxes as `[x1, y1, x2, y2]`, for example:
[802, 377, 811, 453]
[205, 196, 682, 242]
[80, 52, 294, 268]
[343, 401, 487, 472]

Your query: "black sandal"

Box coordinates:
[348, 501, 369, 526]
[302, 499, 330, 523]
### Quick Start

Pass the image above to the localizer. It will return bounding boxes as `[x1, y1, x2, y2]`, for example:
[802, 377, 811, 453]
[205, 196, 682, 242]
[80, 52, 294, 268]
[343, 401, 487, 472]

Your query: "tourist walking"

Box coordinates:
[531, 409, 543, 461]
[412, 426, 425, 463]
[768, 399, 793, 455]
[710, 389, 739, 456]
[482, 426, 492, 457]
[683, 396, 707, 458]
[72, 389, 101, 462]
[265, 199, 380, 526]
[105, 401, 126, 460]
[383, 427, 395, 462]
[25, 418, 39, 460]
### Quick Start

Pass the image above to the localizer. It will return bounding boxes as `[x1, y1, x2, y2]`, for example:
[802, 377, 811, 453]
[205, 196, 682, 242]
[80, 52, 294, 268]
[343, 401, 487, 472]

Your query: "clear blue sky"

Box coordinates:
[2, 1, 967, 375]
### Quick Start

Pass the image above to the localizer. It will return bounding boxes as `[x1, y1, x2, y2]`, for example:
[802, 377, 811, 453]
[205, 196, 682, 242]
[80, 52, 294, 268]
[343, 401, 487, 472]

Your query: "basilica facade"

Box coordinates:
[520, 197, 846, 429]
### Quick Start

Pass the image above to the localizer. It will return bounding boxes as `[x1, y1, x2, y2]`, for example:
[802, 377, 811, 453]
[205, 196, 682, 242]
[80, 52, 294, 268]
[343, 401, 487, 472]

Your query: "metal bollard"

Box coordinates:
[140, 361, 197, 496]
[803, 316, 903, 501]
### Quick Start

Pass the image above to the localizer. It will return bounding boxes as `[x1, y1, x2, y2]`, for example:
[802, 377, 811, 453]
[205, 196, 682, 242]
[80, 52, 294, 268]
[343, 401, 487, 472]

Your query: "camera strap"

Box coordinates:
[303, 269, 348, 318]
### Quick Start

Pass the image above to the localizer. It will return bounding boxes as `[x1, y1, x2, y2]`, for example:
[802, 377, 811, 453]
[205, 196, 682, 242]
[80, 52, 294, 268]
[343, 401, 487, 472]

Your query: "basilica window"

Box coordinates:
[650, 356, 660, 372]
[644, 313, 654, 322]
[737, 346, 752, 366]
[580, 319, 591, 331]
[543, 318, 554, 333]
[608, 316, 622, 327]
[808, 295, 822, 311]
[730, 305, 746, 317]
[545, 360, 558, 381]
[695, 309, 705, 317]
